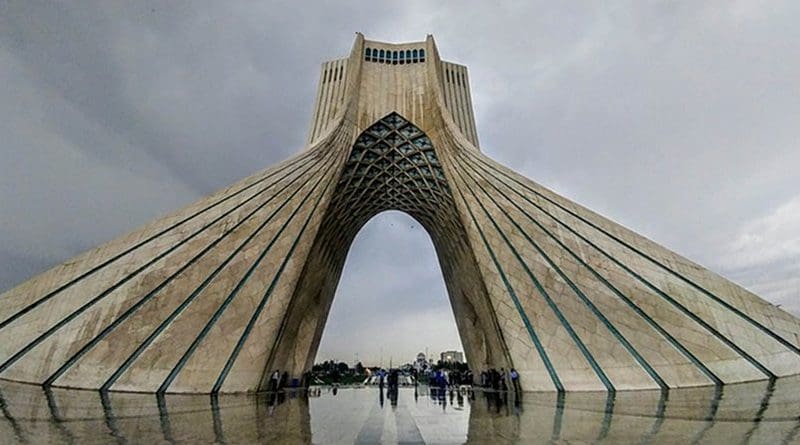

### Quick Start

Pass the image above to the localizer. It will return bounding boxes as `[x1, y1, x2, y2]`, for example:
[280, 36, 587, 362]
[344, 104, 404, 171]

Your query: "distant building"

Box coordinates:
[440, 351, 463, 363]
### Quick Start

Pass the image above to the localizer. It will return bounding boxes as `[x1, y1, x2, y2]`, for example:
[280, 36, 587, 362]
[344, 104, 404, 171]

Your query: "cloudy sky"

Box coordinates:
[1, 2, 798, 367]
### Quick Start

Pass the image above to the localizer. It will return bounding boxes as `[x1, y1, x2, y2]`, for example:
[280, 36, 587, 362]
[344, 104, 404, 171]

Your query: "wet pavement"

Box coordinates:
[1, 376, 800, 444]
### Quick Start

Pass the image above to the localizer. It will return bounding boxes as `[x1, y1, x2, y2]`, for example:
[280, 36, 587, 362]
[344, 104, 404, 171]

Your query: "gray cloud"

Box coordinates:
[1, 1, 798, 366]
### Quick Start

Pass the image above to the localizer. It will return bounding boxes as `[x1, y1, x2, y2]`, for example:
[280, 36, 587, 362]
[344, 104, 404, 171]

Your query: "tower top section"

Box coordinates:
[307, 34, 480, 149]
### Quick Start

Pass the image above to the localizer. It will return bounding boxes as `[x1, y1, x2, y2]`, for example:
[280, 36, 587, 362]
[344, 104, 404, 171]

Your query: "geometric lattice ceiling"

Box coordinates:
[329, 112, 452, 228]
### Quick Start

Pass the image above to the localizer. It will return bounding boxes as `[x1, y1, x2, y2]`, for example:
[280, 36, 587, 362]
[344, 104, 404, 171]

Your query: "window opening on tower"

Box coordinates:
[363, 47, 426, 65]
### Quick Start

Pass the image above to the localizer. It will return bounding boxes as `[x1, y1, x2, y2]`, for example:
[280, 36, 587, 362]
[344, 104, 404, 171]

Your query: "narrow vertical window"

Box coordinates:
[379, 49, 385, 63]
[412, 49, 419, 63]
[365, 48, 371, 61]
[406, 50, 411, 62]
[419, 49, 425, 62]
[392, 51, 398, 64]
[399, 50, 405, 64]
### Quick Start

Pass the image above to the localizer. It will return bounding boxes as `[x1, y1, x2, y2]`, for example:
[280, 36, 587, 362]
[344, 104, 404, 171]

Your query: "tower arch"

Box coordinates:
[260, 112, 511, 390]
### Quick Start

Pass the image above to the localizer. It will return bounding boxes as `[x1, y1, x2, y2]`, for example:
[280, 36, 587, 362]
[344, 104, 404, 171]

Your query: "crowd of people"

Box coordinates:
[427, 367, 521, 393]
[375, 368, 402, 391]
[266, 365, 522, 395]
[478, 367, 521, 392]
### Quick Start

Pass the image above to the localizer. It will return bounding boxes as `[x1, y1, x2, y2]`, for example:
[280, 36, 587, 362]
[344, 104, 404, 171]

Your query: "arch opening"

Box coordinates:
[313, 210, 463, 370]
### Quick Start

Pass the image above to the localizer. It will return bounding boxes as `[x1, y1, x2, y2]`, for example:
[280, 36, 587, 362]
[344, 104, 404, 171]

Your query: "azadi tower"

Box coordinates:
[2, 34, 800, 394]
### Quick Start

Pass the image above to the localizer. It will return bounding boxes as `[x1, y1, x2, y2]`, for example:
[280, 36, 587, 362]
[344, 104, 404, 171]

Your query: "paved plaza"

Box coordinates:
[2, 379, 800, 443]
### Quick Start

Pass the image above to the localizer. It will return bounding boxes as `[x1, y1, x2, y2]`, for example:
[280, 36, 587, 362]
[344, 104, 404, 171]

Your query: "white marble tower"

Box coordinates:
[1, 34, 799, 393]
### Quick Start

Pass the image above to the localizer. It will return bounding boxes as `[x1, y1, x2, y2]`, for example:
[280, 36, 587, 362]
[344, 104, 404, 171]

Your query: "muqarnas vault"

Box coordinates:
[2, 34, 800, 394]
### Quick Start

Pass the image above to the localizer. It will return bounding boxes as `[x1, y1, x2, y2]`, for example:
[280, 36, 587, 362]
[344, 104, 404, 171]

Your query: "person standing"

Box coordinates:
[510, 368, 521, 393]
[269, 370, 280, 392]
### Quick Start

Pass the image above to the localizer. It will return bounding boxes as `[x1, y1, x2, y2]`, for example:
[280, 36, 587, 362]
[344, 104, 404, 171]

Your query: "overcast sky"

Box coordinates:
[1, 2, 798, 367]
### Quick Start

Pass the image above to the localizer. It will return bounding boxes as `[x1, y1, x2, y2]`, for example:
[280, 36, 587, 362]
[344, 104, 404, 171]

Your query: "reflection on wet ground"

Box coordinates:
[1, 376, 800, 444]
